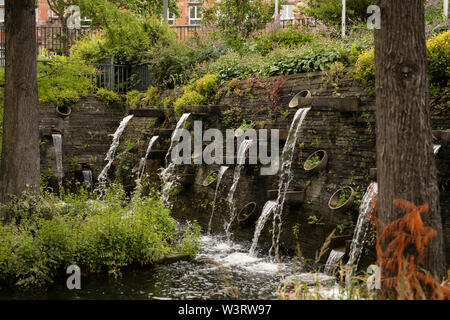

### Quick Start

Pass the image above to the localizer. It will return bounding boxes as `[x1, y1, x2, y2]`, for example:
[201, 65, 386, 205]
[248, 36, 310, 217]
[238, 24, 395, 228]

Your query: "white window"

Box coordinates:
[0, 8, 4, 24]
[50, 9, 59, 19]
[281, 5, 294, 21]
[189, 6, 202, 25]
[167, 10, 175, 25]
[0, 0, 4, 5]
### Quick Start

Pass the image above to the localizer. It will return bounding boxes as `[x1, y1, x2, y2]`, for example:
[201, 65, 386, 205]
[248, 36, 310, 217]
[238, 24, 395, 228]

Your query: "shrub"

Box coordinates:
[38, 52, 96, 107]
[126, 90, 144, 109]
[0, 186, 201, 287]
[95, 88, 120, 106]
[193, 73, 221, 98]
[115, 152, 136, 186]
[251, 29, 314, 55]
[144, 86, 161, 106]
[304, 0, 373, 26]
[355, 30, 450, 102]
[427, 30, 450, 93]
[173, 90, 207, 116]
[354, 48, 376, 96]
[173, 73, 220, 115]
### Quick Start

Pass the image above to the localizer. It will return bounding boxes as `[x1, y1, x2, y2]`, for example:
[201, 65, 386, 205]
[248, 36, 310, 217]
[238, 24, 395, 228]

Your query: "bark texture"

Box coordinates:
[0, 0, 40, 203]
[374, 0, 446, 279]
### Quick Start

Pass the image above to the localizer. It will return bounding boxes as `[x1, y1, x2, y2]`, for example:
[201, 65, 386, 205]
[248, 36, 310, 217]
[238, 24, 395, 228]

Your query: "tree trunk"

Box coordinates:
[0, 0, 40, 203]
[374, 0, 446, 281]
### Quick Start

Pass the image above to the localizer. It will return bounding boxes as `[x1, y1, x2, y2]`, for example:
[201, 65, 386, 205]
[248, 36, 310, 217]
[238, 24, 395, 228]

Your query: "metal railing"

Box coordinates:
[0, 26, 92, 56]
[37, 58, 133, 93]
[280, 18, 317, 28]
[171, 25, 202, 41]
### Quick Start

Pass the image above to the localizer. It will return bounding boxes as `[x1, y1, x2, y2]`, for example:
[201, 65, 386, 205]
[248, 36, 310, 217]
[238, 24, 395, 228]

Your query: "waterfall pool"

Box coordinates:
[0, 234, 349, 300]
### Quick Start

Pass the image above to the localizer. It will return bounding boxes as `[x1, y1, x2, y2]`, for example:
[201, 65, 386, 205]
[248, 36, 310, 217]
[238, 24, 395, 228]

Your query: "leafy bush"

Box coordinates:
[251, 29, 314, 55]
[126, 90, 144, 109]
[354, 48, 376, 96]
[37, 52, 96, 107]
[0, 186, 201, 287]
[174, 91, 207, 116]
[193, 73, 221, 98]
[173, 73, 221, 116]
[304, 0, 373, 26]
[95, 88, 120, 106]
[203, 0, 276, 47]
[115, 152, 136, 186]
[427, 30, 450, 94]
[355, 30, 449, 104]
[144, 86, 161, 106]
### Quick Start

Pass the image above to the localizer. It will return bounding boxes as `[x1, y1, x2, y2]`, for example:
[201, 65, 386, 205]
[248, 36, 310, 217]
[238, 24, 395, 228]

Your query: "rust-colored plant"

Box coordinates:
[370, 199, 449, 299]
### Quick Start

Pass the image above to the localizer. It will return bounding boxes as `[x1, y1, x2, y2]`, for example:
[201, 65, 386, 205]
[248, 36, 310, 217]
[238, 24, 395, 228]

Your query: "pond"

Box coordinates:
[0, 234, 344, 300]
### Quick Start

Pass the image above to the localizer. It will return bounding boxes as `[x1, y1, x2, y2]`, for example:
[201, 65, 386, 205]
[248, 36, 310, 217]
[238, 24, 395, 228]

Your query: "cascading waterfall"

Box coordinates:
[224, 139, 254, 238]
[249, 200, 278, 256]
[52, 134, 64, 194]
[346, 182, 378, 269]
[433, 144, 441, 155]
[161, 113, 191, 206]
[82, 170, 92, 189]
[207, 166, 229, 234]
[97, 115, 134, 197]
[324, 249, 345, 275]
[270, 107, 311, 257]
[134, 136, 159, 193]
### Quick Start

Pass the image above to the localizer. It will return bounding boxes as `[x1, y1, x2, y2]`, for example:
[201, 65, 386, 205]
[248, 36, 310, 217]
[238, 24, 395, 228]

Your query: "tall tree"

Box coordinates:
[0, 0, 40, 203]
[374, 0, 446, 284]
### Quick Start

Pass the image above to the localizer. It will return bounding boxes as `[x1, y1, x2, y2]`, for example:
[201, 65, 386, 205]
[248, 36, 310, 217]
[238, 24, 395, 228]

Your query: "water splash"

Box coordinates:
[207, 166, 229, 234]
[97, 115, 134, 197]
[52, 134, 64, 194]
[224, 139, 254, 238]
[134, 136, 159, 193]
[249, 200, 278, 256]
[270, 107, 310, 257]
[324, 249, 345, 275]
[346, 182, 378, 269]
[161, 113, 190, 207]
[433, 144, 441, 155]
[82, 170, 92, 189]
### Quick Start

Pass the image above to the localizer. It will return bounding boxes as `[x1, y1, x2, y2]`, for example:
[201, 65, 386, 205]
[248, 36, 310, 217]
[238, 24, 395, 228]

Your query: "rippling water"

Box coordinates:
[0, 234, 345, 300]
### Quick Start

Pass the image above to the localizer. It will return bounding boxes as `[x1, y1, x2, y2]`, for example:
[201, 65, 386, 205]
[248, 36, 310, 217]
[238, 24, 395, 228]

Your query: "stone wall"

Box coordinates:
[39, 71, 449, 268]
[39, 96, 126, 190]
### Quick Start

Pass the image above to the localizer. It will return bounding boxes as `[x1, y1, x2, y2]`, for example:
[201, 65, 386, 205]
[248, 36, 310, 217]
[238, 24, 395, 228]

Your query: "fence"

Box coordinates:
[0, 26, 93, 66]
[36, 59, 135, 93]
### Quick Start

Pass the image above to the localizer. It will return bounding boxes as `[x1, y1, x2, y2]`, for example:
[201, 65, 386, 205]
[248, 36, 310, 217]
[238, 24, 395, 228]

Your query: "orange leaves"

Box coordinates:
[373, 199, 449, 299]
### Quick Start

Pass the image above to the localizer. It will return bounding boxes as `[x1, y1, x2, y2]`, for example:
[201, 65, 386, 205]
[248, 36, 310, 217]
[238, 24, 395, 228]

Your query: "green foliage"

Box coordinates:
[207, 172, 219, 184]
[354, 48, 376, 96]
[427, 30, 450, 110]
[173, 91, 207, 116]
[355, 30, 450, 104]
[304, 154, 321, 170]
[425, 0, 449, 36]
[203, 0, 276, 47]
[126, 90, 144, 109]
[114, 152, 136, 186]
[304, 0, 372, 26]
[144, 86, 161, 106]
[0, 186, 200, 287]
[95, 88, 120, 106]
[336, 187, 352, 207]
[194, 73, 221, 98]
[307, 215, 324, 226]
[177, 220, 202, 258]
[173, 73, 220, 116]
[250, 29, 314, 56]
[221, 107, 243, 128]
[37, 52, 96, 107]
